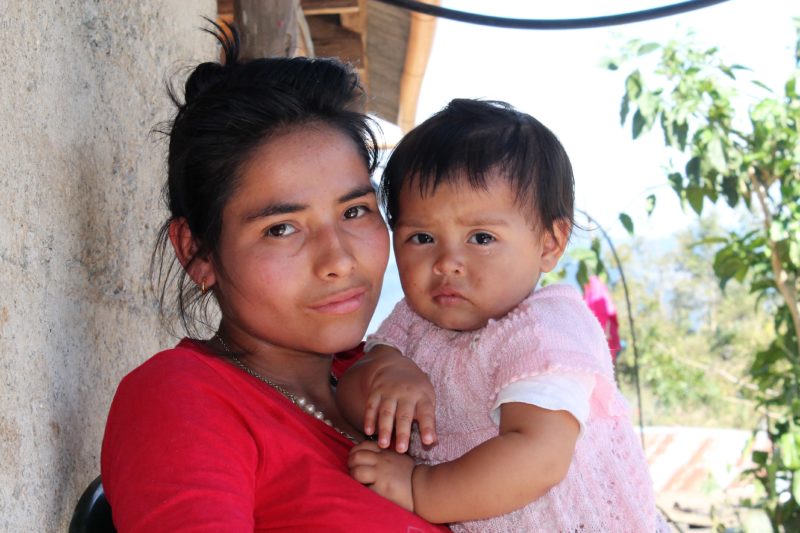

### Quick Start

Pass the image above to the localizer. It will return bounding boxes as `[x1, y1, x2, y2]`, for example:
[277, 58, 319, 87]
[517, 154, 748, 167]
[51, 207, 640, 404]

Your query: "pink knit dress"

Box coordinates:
[369, 284, 668, 532]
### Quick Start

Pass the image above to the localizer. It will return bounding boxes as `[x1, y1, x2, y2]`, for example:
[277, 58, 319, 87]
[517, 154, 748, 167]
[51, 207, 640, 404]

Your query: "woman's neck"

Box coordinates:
[213, 325, 334, 400]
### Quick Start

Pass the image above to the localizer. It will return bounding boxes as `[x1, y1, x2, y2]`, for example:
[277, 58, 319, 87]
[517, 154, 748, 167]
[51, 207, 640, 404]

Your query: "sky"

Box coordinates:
[368, 0, 800, 331]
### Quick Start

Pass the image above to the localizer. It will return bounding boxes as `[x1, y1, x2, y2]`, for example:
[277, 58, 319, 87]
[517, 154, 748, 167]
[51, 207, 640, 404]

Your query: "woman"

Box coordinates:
[101, 24, 447, 532]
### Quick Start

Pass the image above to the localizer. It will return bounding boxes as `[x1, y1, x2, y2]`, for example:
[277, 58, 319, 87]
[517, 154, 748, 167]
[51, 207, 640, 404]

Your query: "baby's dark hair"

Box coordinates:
[381, 99, 574, 239]
[152, 21, 379, 335]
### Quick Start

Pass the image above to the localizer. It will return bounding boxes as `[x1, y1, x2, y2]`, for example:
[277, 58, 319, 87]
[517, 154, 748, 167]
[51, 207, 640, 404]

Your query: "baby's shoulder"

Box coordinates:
[493, 285, 606, 351]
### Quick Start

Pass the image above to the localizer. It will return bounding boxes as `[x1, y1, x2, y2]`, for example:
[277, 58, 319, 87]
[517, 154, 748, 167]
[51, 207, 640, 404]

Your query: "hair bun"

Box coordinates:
[184, 19, 241, 104]
[184, 61, 227, 103]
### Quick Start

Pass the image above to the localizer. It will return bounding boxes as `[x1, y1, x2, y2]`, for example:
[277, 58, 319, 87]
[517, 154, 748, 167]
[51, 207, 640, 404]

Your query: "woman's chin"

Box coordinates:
[312, 322, 369, 354]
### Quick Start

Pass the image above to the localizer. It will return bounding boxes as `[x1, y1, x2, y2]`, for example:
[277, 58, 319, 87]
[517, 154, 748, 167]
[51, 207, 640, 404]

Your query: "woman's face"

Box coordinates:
[212, 124, 389, 355]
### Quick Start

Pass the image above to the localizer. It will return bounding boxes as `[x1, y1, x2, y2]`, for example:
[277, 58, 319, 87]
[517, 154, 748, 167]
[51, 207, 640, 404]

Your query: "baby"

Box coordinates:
[345, 99, 667, 532]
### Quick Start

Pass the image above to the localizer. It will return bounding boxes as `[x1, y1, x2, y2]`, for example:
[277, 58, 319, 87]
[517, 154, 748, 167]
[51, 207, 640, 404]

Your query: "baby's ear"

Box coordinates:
[539, 219, 570, 273]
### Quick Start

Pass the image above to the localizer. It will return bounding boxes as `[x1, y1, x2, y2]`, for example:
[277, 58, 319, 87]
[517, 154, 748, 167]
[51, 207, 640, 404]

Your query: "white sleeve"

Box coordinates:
[490, 372, 594, 436]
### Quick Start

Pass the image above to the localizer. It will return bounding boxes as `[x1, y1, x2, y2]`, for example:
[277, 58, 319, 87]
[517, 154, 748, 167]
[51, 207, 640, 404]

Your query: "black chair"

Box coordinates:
[69, 475, 116, 533]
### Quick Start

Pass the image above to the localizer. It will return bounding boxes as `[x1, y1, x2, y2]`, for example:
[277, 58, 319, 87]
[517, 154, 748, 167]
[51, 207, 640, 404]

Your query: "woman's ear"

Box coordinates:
[539, 219, 570, 274]
[168, 218, 216, 290]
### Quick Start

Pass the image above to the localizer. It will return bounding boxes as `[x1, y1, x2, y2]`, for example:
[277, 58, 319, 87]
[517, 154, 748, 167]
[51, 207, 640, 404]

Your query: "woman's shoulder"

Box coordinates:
[115, 338, 235, 401]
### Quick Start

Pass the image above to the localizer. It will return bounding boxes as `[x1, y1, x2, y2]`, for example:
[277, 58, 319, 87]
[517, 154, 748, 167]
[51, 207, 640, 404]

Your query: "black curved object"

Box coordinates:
[373, 0, 731, 30]
[68, 476, 116, 533]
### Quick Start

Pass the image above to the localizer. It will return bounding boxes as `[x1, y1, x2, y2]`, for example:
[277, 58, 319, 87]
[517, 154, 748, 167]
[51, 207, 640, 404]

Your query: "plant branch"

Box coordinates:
[750, 169, 800, 359]
[663, 348, 775, 397]
[578, 210, 646, 448]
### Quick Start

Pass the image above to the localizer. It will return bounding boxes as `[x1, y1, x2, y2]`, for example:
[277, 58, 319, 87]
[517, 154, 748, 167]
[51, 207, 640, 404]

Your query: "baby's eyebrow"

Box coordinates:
[456, 216, 510, 227]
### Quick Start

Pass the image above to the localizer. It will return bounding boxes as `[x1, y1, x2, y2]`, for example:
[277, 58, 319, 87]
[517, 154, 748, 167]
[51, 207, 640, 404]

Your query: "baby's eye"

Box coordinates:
[468, 232, 495, 245]
[265, 223, 298, 238]
[344, 205, 370, 219]
[409, 233, 434, 244]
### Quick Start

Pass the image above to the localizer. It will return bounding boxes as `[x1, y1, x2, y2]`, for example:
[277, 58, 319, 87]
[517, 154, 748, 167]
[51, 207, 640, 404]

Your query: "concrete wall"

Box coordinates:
[0, 2, 215, 530]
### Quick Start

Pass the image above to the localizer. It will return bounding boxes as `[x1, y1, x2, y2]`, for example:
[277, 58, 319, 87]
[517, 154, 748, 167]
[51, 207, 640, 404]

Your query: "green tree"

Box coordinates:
[603, 24, 800, 530]
[605, 218, 773, 429]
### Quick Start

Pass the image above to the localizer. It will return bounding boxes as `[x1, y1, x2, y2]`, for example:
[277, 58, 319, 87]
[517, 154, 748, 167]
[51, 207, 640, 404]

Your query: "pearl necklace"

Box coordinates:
[215, 334, 360, 444]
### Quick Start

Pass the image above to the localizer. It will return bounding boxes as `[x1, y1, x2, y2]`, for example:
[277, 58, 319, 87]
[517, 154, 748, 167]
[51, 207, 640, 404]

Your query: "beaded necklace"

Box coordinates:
[216, 334, 360, 444]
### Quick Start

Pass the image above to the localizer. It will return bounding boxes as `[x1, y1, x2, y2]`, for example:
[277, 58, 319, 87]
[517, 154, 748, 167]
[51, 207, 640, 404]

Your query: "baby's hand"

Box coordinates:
[348, 440, 416, 512]
[363, 345, 436, 453]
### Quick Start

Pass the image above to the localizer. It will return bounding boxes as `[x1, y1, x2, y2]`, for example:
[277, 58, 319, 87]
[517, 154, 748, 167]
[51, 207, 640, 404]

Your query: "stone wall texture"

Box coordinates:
[0, 1, 215, 530]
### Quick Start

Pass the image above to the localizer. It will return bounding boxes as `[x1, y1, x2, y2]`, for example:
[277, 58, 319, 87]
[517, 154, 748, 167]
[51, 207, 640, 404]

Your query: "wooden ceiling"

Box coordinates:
[217, 0, 430, 130]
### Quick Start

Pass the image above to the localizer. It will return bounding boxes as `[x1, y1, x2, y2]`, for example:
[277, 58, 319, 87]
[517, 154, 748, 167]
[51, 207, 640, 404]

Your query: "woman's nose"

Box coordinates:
[314, 226, 357, 279]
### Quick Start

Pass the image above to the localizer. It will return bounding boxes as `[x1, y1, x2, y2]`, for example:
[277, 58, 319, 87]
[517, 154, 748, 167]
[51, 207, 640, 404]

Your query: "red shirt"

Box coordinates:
[102, 339, 448, 532]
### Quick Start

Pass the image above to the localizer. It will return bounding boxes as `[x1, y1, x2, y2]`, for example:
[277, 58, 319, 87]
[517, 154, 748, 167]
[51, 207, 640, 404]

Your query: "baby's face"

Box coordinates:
[392, 175, 565, 331]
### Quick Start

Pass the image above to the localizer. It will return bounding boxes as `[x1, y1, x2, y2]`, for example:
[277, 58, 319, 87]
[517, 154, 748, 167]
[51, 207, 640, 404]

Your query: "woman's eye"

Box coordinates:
[468, 232, 495, 245]
[409, 233, 434, 244]
[266, 223, 297, 238]
[344, 205, 369, 219]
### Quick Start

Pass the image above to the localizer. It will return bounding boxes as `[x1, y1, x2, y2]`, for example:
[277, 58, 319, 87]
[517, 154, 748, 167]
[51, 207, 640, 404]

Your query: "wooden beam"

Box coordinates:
[301, 0, 359, 16]
[306, 16, 364, 68]
[398, 0, 439, 132]
[234, 0, 299, 58]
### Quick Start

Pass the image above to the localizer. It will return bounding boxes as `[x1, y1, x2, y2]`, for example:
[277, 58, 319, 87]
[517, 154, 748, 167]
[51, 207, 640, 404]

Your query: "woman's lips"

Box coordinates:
[310, 287, 367, 314]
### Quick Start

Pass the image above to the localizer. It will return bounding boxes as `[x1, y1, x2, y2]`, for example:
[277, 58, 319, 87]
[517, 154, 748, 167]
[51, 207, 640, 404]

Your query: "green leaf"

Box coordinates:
[638, 91, 660, 123]
[794, 469, 800, 504]
[625, 71, 642, 100]
[632, 110, 646, 139]
[749, 278, 775, 293]
[576, 260, 589, 287]
[668, 172, 683, 194]
[673, 121, 688, 151]
[590, 237, 602, 255]
[620, 94, 630, 126]
[685, 157, 701, 183]
[686, 185, 704, 215]
[752, 450, 768, 466]
[721, 175, 739, 207]
[779, 431, 800, 469]
[600, 57, 619, 71]
[707, 137, 727, 174]
[720, 65, 736, 80]
[619, 213, 634, 235]
[637, 42, 660, 55]
[751, 79, 773, 92]
[789, 239, 800, 265]
[645, 194, 656, 217]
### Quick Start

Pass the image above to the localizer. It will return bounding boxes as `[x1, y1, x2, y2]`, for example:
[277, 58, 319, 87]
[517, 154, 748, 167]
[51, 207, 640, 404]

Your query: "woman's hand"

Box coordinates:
[348, 440, 416, 512]
[337, 345, 437, 453]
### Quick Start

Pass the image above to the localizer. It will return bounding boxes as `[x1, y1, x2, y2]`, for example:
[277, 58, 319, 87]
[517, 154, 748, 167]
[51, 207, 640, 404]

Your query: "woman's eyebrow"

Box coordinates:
[243, 185, 375, 222]
[338, 185, 376, 204]
[244, 202, 307, 222]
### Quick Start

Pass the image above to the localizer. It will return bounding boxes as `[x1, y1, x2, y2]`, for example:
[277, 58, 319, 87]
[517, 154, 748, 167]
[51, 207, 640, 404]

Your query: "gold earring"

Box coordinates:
[200, 278, 207, 295]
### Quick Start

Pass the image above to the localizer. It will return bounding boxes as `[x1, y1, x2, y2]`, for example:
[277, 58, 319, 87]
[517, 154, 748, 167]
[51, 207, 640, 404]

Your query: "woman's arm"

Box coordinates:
[336, 344, 437, 452]
[349, 402, 579, 523]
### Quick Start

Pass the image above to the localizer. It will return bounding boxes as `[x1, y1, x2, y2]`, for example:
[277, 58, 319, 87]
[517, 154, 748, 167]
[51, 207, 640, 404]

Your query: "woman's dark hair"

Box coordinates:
[152, 21, 380, 336]
[381, 98, 574, 239]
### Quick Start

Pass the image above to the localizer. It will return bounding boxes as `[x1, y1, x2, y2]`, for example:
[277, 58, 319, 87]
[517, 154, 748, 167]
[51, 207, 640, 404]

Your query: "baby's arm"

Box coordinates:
[350, 402, 579, 523]
[336, 344, 437, 452]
